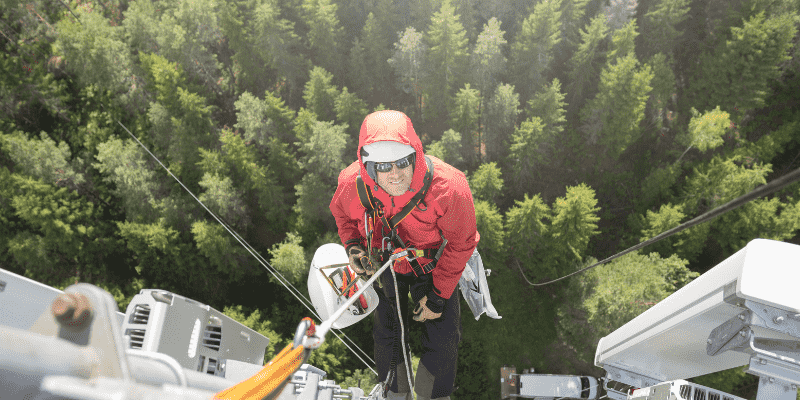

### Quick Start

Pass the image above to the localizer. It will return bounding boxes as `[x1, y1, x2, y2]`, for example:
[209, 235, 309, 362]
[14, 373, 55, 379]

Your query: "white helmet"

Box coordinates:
[361, 141, 415, 182]
[361, 141, 415, 163]
[308, 244, 379, 329]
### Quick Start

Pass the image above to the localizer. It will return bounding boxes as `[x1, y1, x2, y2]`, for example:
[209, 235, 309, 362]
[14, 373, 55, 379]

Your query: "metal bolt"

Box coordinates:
[769, 377, 775, 383]
[739, 314, 745, 321]
[52, 292, 93, 329]
[707, 339, 713, 344]
[774, 316, 785, 324]
[740, 330, 747, 337]
[760, 359, 767, 365]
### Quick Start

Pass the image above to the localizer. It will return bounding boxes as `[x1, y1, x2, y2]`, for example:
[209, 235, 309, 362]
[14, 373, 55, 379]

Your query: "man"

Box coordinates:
[330, 110, 479, 400]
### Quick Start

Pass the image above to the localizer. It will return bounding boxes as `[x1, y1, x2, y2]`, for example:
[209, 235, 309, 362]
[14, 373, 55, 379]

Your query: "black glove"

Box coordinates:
[347, 245, 375, 278]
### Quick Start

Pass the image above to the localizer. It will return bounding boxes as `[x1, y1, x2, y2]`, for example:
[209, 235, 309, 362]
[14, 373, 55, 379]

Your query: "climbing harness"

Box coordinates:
[356, 155, 444, 276]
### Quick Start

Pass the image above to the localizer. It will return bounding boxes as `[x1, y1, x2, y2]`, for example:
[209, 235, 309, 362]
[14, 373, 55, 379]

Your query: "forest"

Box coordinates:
[1, 0, 799, 397]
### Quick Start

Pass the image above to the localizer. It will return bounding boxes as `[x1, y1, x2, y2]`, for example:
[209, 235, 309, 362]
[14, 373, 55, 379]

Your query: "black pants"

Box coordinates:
[373, 268, 461, 398]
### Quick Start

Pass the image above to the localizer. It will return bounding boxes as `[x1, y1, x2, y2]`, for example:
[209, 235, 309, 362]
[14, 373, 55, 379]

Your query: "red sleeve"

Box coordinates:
[430, 171, 479, 300]
[330, 164, 365, 249]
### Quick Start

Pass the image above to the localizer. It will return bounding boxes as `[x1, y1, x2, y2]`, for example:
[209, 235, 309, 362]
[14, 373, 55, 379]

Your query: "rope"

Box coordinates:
[518, 166, 800, 287]
[117, 121, 378, 376]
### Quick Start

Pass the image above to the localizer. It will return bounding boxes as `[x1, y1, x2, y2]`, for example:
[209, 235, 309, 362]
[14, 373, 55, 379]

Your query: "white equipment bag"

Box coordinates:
[458, 249, 502, 321]
[308, 243, 379, 329]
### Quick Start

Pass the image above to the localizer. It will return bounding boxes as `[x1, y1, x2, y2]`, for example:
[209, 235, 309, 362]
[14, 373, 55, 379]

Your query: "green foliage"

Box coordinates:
[567, 15, 609, 109]
[511, 0, 562, 97]
[608, 20, 638, 61]
[191, 220, 248, 281]
[306, 330, 352, 383]
[94, 137, 161, 222]
[483, 83, 521, 164]
[427, 129, 463, 166]
[54, 5, 133, 95]
[505, 193, 551, 273]
[303, 66, 340, 122]
[424, 0, 469, 119]
[556, 251, 698, 365]
[469, 162, 504, 203]
[471, 17, 507, 96]
[510, 117, 547, 190]
[233, 91, 296, 147]
[334, 87, 368, 138]
[474, 200, 505, 261]
[550, 183, 600, 263]
[690, 12, 797, 118]
[294, 120, 348, 236]
[647, 53, 677, 126]
[1, 131, 85, 191]
[198, 173, 249, 227]
[450, 83, 481, 166]
[223, 305, 283, 361]
[713, 197, 800, 255]
[4, 173, 103, 282]
[682, 155, 771, 214]
[638, 203, 708, 262]
[580, 53, 653, 160]
[641, 0, 691, 58]
[638, 164, 681, 211]
[388, 27, 427, 116]
[301, 0, 344, 74]
[453, 336, 492, 399]
[268, 231, 307, 285]
[685, 106, 732, 152]
[524, 78, 567, 162]
[340, 367, 379, 394]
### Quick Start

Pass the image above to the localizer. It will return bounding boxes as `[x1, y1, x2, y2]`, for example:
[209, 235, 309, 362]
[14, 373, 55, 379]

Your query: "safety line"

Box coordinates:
[116, 120, 378, 376]
[519, 165, 800, 286]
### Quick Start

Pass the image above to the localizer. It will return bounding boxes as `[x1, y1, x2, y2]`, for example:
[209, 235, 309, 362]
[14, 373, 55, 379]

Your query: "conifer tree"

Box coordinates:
[450, 83, 481, 166]
[483, 83, 520, 164]
[424, 0, 469, 120]
[470, 17, 508, 100]
[388, 27, 428, 118]
[303, 66, 340, 123]
[510, 0, 562, 99]
[567, 15, 609, 113]
[641, 0, 691, 59]
[689, 12, 796, 119]
[301, 0, 344, 78]
[580, 53, 653, 160]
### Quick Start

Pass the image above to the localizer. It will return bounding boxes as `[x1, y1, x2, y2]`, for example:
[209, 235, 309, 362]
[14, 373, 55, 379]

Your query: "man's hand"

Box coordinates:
[413, 295, 443, 322]
[347, 245, 374, 277]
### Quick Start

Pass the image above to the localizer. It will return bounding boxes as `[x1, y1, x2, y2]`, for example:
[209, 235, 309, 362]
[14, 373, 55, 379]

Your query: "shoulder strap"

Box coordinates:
[356, 156, 434, 229]
[387, 156, 434, 228]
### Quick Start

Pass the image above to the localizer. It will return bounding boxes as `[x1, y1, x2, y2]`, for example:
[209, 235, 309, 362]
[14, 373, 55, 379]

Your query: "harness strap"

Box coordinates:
[357, 156, 440, 275]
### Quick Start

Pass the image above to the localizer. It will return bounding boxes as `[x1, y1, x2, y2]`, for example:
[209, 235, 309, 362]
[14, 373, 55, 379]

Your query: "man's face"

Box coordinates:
[376, 162, 414, 196]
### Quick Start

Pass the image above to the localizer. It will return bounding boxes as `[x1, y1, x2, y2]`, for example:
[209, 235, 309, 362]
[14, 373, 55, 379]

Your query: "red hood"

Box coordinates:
[357, 111, 427, 207]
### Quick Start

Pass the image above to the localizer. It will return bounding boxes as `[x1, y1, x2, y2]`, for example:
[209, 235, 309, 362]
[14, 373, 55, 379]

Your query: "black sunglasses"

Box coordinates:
[374, 154, 415, 173]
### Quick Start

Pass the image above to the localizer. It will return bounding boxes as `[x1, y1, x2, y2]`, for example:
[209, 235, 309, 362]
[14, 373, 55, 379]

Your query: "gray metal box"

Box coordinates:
[120, 289, 268, 378]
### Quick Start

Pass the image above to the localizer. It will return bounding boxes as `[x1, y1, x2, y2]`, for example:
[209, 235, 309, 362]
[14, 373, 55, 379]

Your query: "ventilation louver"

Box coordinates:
[126, 329, 146, 349]
[203, 325, 222, 351]
[207, 357, 218, 374]
[129, 304, 150, 324]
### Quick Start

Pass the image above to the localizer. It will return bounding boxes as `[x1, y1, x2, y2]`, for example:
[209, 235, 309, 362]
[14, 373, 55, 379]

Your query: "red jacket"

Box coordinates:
[330, 111, 479, 305]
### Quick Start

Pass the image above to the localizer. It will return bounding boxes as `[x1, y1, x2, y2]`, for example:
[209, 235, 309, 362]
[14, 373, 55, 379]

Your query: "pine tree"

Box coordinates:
[483, 83, 521, 164]
[450, 83, 481, 166]
[303, 66, 340, 123]
[579, 53, 653, 160]
[689, 12, 796, 119]
[388, 27, 428, 118]
[510, 0, 562, 99]
[301, 0, 344, 77]
[424, 0, 469, 120]
[470, 17, 508, 98]
[566, 15, 609, 114]
[640, 0, 691, 59]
